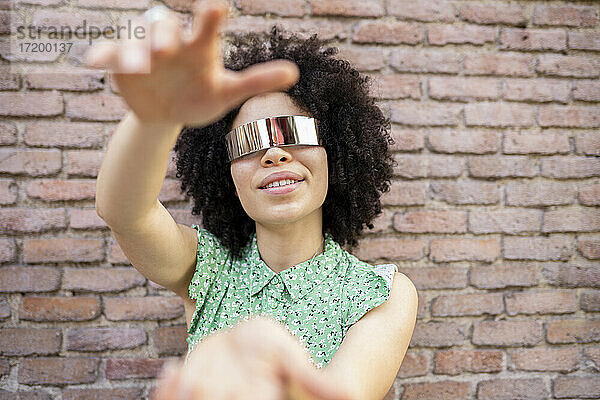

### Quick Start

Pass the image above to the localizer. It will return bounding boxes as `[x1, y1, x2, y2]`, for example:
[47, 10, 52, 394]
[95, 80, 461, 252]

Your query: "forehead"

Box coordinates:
[232, 91, 311, 128]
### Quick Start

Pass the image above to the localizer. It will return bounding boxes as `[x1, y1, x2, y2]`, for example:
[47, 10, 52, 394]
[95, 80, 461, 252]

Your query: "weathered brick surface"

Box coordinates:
[4, 0, 600, 395]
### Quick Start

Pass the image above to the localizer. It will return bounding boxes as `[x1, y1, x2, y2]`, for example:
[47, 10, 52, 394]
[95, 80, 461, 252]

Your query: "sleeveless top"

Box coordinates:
[185, 224, 398, 369]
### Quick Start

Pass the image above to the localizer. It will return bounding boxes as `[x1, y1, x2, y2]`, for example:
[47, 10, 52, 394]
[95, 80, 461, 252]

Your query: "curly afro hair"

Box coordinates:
[174, 24, 395, 260]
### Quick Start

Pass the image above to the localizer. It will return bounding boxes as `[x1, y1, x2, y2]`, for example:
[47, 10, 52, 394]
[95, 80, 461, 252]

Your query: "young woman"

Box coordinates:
[87, 1, 418, 399]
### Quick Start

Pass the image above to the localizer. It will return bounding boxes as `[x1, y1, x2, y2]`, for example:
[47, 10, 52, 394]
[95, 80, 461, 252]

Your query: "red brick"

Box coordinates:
[569, 31, 600, 51]
[505, 235, 572, 261]
[0, 359, 8, 376]
[410, 321, 469, 347]
[465, 102, 534, 127]
[22, 237, 103, 263]
[573, 80, 600, 102]
[504, 131, 570, 155]
[234, 18, 347, 41]
[427, 129, 500, 154]
[401, 266, 467, 290]
[70, 208, 107, 230]
[432, 292, 503, 317]
[506, 289, 578, 315]
[469, 209, 540, 234]
[546, 319, 600, 344]
[65, 93, 128, 121]
[430, 180, 499, 205]
[31, 9, 110, 28]
[104, 297, 184, 321]
[473, 320, 543, 346]
[24, 121, 105, 148]
[64, 150, 103, 177]
[0, 296, 9, 320]
[0, 149, 61, 176]
[468, 155, 538, 178]
[430, 238, 499, 262]
[354, 237, 424, 261]
[583, 346, 600, 366]
[553, 376, 600, 398]
[402, 380, 472, 400]
[67, 327, 146, 351]
[500, 28, 566, 51]
[395, 154, 465, 179]
[25, 71, 104, 91]
[575, 131, 600, 156]
[509, 347, 579, 373]
[576, 289, 600, 316]
[62, 388, 144, 400]
[393, 210, 466, 233]
[434, 350, 503, 375]
[105, 358, 165, 380]
[19, 296, 100, 321]
[0, 208, 66, 233]
[336, 46, 384, 71]
[397, 351, 429, 378]
[311, 0, 383, 17]
[380, 181, 426, 206]
[25, 179, 97, 201]
[459, 3, 527, 26]
[391, 101, 461, 126]
[153, 325, 188, 356]
[0, 122, 17, 146]
[236, 0, 305, 16]
[578, 235, 600, 259]
[428, 24, 494, 46]
[504, 78, 570, 103]
[353, 20, 423, 44]
[543, 262, 600, 288]
[387, 0, 456, 22]
[539, 105, 600, 128]
[542, 156, 600, 178]
[533, 5, 597, 27]
[367, 74, 421, 100]
[0, 91, 63, 116]
[428, 77, 500, 101]
[0, 328, 61, 356]
[366, 208, 394, 234]
[477, 378, 548, 400]
[18, 358, 98, 385]
[470, 263, 538, 289]
[0, 238, 15, 262]
[514, 180, 574, 210]
[537, 55, 600, 78]
[0, 179, 17, 205]
[464, 53, 534, 76]
[62, 267, 145, 292]
[390, 49, 461, 74]
[543, 208, 600, 233]
[0, 66, 20, 90]
[0, 266, 60, 292]
[79, 0, 148, 7]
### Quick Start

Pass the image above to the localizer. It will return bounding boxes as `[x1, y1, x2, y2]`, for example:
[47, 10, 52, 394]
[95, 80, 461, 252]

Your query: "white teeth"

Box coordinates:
[264, 179, 300, 189]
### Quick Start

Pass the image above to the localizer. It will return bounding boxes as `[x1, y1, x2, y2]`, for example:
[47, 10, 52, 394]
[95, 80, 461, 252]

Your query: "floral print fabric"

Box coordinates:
[186, 224, 398, 369]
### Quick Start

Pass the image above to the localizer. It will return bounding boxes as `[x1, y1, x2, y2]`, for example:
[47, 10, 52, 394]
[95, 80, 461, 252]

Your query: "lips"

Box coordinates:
[258, 171, 304, 189]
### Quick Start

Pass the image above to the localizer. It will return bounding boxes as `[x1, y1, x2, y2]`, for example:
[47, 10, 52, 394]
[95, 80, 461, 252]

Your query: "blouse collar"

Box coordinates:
[245, 231, 343, 301]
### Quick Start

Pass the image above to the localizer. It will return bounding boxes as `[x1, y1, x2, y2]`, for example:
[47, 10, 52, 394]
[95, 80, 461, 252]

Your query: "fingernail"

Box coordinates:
[122, 46, 146, 72]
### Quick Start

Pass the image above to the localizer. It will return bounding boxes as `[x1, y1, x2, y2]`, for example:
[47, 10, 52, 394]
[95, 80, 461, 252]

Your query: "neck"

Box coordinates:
[255, 208, 324, 274]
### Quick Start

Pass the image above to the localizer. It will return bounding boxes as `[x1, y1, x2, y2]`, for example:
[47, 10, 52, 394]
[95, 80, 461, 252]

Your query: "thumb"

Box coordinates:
[221, 59, 300, 105]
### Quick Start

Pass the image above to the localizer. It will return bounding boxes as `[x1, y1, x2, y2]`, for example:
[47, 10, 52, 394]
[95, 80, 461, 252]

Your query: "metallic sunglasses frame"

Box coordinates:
[225, 115, 322, 162]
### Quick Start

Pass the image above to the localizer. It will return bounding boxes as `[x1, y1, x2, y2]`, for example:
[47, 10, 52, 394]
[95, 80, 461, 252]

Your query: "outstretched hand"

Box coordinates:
[150, 315, 352, 400]
[84, 0, 300, 127]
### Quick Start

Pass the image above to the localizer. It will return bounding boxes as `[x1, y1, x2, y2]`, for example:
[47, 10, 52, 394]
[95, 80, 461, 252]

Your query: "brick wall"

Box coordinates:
[0, 0, 599, 399]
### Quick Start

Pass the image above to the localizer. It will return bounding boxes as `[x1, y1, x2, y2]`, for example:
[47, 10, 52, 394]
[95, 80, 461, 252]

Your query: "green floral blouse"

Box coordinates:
[185, 224, 398, 369]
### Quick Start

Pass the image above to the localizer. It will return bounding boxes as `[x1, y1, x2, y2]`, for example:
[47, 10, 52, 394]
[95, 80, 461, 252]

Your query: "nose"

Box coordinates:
[260, 146, 293, 166]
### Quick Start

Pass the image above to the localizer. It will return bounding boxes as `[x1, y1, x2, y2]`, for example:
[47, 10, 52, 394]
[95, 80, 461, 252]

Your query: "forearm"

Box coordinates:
[95, 110, 184, 229]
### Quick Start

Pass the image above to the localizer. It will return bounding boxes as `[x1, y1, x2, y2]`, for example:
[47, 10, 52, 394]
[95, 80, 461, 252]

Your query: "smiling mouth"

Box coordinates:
[259, 179, 305, 189]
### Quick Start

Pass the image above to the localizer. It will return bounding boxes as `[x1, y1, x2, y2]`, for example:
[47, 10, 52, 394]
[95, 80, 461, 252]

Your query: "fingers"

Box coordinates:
[221, 59, 301, 108]
[189, 0, 229, 50]
[150, 360, 183, 400]
[150, 12, 183, 57]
